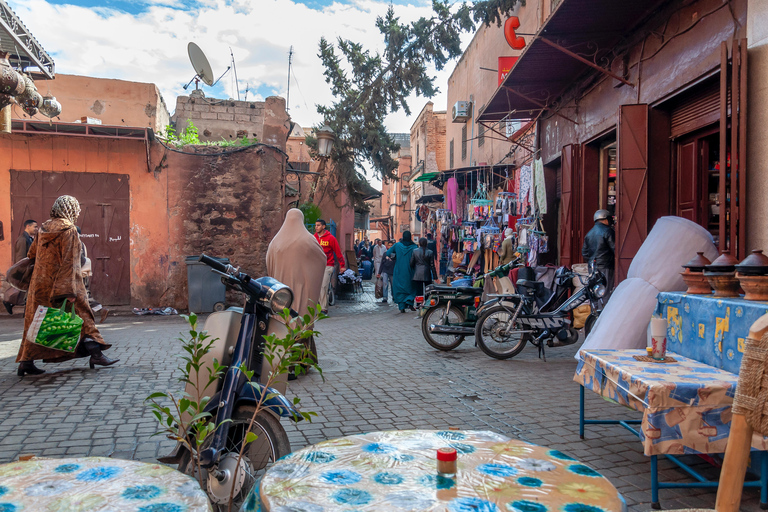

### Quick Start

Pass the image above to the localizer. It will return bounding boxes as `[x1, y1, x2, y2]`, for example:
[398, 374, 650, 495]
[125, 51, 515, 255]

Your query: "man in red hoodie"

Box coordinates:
[314, 219, 344, 314]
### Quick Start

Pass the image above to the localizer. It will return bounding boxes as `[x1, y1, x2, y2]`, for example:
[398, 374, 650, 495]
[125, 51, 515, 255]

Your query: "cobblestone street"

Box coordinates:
[0, 287, 760, 511]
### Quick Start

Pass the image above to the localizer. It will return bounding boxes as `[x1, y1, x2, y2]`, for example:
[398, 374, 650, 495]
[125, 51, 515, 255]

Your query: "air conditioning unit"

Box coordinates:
[452, 101, 472, 123]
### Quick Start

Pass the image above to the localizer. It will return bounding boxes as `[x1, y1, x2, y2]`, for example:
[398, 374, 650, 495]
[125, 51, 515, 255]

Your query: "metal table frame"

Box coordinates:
[580, 385, 768, 509]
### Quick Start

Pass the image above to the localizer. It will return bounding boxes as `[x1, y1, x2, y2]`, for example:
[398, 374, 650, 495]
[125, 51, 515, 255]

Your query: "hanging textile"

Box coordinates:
[518, 165, 532, 215]
[534, 158, 547, 214]
[445, 177, 459, 216]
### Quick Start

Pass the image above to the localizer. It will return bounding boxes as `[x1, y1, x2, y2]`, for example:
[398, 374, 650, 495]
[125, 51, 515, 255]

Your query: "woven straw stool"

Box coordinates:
[666, 314, 768, 512]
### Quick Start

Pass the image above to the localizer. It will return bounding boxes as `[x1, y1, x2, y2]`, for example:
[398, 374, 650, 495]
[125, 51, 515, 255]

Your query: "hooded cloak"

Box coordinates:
[266, 209, 326, 318]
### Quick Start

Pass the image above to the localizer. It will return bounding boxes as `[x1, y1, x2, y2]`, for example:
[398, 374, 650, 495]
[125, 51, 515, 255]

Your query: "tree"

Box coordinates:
[309, 0, 523, 206]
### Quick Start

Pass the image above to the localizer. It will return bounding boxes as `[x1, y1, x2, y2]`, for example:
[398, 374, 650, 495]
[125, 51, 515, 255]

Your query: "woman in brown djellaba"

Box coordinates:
[15, 196, 119, 376]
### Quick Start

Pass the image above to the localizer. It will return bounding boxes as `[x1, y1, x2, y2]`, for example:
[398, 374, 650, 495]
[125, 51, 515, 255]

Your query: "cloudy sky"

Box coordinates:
[8, 0, 475, 138]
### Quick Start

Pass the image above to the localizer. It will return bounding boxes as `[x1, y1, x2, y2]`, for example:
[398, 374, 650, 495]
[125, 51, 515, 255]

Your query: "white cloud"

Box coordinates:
[8, 0, 474, 185]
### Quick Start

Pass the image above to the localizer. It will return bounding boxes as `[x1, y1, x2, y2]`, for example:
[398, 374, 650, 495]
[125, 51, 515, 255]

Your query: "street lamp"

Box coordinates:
[316, 124, 335, 158]
[400, 186, 409, 205]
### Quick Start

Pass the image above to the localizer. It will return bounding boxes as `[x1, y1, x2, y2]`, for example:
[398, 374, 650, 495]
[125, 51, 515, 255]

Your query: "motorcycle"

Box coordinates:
[473, 263, 606, 360]
[418, 261, 518, 351]
[159, 254, 303, 510]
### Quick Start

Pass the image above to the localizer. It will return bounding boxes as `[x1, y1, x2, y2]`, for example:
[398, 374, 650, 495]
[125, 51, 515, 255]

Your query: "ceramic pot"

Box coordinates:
[736, 250, 768, 276]
[705, 253, 739, 273]
[704, 271, 742, 297]
[736, 273, 768, 301]
[682, 252, 712, 273]
[681, 269, 712, 294]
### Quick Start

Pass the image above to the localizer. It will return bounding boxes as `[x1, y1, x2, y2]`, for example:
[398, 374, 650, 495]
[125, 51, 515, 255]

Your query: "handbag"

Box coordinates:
[26, 300, 83, 354]
[374, 276, 383, 299]
[5, 257, 34, 291]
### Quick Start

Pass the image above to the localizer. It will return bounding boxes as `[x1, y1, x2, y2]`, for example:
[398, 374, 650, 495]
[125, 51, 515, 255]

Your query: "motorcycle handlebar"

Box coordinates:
[199, 254, 228, 273]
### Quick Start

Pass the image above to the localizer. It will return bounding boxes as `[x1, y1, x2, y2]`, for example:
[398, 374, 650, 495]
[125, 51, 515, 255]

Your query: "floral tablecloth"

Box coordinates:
[244, 429, 626, 512]
[0, 457, 211, 512]
[574, 349, 768, 456]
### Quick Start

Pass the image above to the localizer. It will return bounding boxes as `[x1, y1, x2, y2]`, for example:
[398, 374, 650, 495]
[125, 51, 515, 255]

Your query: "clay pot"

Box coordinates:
[683, 252, 712, 273]
[736, 273, 768, 301]
[736, 250, 768, 276]
[706, 253, 739, 273]
[681, 269, 712, 294]
[704, 271, 742, 298]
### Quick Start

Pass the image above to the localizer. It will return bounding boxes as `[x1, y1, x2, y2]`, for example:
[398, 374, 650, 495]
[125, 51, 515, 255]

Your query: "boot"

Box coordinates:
[84, 339, 119, 369]
[3, 301, 13, 315]
[17, 361, 45, 376]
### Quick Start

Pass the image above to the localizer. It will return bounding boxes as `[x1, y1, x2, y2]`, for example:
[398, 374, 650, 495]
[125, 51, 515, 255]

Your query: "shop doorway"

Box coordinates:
[675, 126, 720, 246]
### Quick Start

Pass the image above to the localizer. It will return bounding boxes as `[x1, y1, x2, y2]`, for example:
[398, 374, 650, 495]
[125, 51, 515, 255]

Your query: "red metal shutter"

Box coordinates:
[670, 81, 720, 139]
[616, 104, 650, 282]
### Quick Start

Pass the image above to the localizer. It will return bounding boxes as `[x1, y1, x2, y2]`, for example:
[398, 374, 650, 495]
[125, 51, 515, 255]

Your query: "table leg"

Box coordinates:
[580, 385, 585, 440]
[762, 451, 768, 510]
[651, 455, 660, 509]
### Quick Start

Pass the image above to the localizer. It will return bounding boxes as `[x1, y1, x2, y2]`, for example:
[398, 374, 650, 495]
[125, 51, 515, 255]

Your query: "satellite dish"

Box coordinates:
[188, 42, 214, 86]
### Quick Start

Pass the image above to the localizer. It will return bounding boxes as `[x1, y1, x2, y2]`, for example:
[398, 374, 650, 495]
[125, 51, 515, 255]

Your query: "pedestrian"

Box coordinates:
[372, 238, 386, 276]
[76, 226, 109, 323]
[410, 237, 437, 296]
[16, 196, 118, 377]
[582, 209, 616, 292]
[314, 219, 344, 315]
[426, 232, 437, 255]
[268, 208, 326, 381]
[377, 241, 395, 303]
[385, 231, 418, 313]
[2, 219, 37, 315]
[498, 228, 516, 266]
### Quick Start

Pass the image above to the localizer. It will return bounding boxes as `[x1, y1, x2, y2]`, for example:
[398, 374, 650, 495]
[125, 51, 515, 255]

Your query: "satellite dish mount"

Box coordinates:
[183, 42, 231, 93]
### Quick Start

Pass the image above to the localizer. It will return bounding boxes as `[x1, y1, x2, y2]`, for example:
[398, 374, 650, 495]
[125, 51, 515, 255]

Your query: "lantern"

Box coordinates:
[316, 124, 334, 158]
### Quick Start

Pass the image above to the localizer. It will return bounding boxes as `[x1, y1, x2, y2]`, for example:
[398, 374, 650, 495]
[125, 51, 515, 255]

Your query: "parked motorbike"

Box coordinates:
[473, 263, 606, 360]
[159, 254, 303, 511]
[418, 261, 517, 351]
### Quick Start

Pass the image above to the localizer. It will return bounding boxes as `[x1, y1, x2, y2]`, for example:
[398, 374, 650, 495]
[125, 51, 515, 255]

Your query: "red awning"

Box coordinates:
[477, 0, 668, 122]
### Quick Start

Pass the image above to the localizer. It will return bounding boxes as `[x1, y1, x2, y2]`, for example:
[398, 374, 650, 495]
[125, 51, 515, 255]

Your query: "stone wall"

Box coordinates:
[173, 95, 288, 145]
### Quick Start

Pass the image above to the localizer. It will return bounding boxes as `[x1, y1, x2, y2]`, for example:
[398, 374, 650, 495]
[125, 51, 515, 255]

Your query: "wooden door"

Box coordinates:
[676, 139, 698, 222]
[616, 104, 650, 282]
[580, 143, 601, 263]
[11, 171, 131, 305]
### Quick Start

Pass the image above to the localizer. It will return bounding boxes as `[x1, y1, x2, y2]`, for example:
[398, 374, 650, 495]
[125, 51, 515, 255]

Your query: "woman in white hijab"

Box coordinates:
[266, 209, 326, 383]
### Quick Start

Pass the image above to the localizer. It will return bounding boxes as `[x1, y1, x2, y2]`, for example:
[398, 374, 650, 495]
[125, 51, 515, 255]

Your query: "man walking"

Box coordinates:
[372, 238, 386, 276]
[314, 219, 344, 314]
[3, 219, 37, 315]
[377, 241, 395, 303]
[582, 209, 615, 292]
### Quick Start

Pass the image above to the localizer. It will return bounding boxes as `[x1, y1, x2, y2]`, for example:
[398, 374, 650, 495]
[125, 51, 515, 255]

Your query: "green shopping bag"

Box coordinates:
[26, 300, 83, 353]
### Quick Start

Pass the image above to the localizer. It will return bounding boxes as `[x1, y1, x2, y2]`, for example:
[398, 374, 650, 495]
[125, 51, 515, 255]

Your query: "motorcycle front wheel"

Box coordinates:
[474, 305, 530, 360]
[421, 305, 466, 351]
[177, 406, 291, 512]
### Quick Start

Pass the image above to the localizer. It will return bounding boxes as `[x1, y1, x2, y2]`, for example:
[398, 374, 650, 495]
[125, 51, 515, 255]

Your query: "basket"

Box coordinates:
[732, 331, 768, 435]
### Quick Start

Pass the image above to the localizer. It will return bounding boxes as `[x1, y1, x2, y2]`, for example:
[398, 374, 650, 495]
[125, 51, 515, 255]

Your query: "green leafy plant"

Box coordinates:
[146, 305, 325, 510]
[159, 121, 260, 148]
[298, 202, 323, 232]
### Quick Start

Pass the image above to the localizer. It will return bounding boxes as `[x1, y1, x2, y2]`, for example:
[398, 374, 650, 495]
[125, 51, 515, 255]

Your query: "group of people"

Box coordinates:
[376, 231, 438, 313]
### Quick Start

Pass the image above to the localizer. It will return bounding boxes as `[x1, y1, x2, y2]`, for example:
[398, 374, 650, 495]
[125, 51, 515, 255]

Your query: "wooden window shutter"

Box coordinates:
[616, 104, 650, 283]
[559, 145, 579, 268]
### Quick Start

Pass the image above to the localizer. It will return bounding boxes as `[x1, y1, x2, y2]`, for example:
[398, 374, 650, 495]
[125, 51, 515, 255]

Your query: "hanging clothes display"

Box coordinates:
[518, 165, 532, 215]
[445, 177, 459, 216]
[534, 158, 547, 214]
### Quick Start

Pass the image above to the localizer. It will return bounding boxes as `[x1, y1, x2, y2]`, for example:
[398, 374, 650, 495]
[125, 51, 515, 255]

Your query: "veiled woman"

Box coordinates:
[16, 196, 118, 376]
[385, 231, 419, 313]
[266, 208, 326, 384]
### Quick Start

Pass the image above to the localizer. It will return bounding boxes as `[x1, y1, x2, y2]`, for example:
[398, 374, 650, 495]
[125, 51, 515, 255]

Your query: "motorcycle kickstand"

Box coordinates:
[534, 331, 549, 362]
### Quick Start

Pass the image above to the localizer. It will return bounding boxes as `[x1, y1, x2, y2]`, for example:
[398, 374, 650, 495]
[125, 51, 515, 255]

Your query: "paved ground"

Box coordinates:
[0, 287, 761, 511]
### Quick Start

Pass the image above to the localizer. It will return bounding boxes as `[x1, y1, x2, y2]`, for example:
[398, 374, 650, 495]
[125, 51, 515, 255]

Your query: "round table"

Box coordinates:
[246, 429, 626, 512]
[0, 457, 211, 512]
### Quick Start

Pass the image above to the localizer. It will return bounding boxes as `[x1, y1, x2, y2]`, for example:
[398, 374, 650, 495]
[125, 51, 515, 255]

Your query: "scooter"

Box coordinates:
[159, 254, 303, 511]
[418, 261, 518, 351]
[473, 263, 606, 360]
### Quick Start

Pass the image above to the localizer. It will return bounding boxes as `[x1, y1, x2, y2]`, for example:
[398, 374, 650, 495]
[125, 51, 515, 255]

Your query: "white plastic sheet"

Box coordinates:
[577, 217, 718, 358]
[627, 216, 718, 291]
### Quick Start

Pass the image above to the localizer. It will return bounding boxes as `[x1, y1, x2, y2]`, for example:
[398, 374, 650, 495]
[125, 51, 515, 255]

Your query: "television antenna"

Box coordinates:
[183, 42, 231, 92]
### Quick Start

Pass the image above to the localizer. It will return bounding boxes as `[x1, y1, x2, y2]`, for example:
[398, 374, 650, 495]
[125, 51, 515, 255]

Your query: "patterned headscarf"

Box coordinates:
[50, 195, 81, 224]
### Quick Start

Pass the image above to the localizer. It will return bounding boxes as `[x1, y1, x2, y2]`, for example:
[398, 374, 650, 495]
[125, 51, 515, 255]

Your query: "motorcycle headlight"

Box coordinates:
[254, 276, 294, 315]
[592, 283, 607, 298]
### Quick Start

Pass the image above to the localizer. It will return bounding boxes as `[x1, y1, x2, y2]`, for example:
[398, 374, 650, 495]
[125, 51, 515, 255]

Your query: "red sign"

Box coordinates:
[498, 56, 518, 86]
[504, 17, 526, 50]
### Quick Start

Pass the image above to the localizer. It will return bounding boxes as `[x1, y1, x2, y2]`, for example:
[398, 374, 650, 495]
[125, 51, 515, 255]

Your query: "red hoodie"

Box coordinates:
[314, 231, 344, 267]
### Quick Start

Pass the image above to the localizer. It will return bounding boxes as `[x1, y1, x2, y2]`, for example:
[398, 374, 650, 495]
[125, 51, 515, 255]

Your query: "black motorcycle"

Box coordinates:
[418, 261, 516, 351]
[473, 264, 606, 360]
[160, 254, 303, 510]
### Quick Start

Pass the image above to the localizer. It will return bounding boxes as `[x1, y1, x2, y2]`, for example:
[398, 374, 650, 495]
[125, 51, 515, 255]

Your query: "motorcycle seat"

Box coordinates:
[516, 279, 544, 292]
[427, 285, 483, 296]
